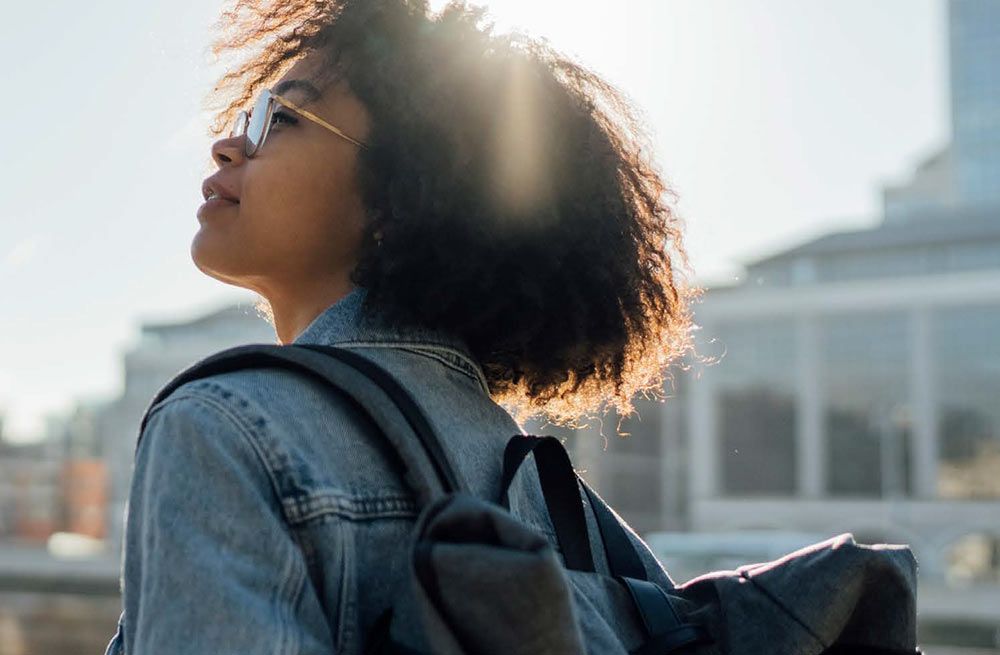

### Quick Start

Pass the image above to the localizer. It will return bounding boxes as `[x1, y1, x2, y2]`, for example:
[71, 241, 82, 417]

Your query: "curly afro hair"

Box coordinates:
[205, 0, 703, 428]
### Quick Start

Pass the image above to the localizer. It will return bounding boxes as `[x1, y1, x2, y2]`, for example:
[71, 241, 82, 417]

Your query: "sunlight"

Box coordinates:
[427, 0, 566, 34]
[492, 54, 548, 219]
[427, 0, 622, 72]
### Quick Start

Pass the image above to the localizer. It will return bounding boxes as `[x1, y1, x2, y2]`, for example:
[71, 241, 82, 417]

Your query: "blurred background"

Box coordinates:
[2, 0, 998, 652]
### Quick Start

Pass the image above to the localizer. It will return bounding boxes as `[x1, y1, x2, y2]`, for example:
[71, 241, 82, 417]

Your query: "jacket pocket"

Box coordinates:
[293, 515, 359, 654]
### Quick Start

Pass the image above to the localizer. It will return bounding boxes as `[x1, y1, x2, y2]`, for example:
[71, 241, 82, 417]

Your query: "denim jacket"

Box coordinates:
[105, 286, 671, 654]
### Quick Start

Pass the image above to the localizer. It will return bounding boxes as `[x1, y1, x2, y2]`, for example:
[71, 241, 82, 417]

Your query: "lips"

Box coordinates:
[197, 177, 240, 222]
[197, 195, 239, 221]
[201, 177, 240, 204]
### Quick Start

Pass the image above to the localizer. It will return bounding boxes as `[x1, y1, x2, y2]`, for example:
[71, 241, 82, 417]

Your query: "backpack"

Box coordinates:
[141, 343, 922, 655]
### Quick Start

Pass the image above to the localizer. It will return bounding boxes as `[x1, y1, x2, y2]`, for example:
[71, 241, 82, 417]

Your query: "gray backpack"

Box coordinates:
[150, 343, 921, 655]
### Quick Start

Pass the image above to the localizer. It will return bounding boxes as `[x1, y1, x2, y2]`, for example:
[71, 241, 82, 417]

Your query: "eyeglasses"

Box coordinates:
[229, 87, 368, 158]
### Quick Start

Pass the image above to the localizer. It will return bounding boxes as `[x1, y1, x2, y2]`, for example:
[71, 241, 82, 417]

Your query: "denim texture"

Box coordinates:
[104, 286, 671, 654]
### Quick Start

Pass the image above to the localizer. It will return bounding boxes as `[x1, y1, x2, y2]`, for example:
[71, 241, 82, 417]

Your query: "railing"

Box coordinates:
[0, 544, 119, 596]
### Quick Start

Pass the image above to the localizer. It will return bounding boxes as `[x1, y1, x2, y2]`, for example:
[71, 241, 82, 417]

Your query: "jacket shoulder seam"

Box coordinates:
[334, 341, 490, 393]
[145, 387, 289, 520]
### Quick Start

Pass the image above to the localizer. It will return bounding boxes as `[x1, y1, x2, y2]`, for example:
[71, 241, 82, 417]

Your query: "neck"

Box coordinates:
[263, 278, 358, 345]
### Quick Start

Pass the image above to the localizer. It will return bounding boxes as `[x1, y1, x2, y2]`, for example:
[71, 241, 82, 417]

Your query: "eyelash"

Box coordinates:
[271, 110, 297, 126]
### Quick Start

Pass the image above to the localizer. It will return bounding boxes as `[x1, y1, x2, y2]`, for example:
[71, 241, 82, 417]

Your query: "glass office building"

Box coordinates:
[883, 0, 1000, 221]
[950, 0, 1000, 208]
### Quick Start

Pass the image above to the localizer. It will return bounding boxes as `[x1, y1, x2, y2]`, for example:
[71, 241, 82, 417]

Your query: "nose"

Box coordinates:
[211, 135, 246, 168]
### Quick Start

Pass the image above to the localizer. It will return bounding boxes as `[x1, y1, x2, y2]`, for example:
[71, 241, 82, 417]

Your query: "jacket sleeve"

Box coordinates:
[121, 391, 336, 654]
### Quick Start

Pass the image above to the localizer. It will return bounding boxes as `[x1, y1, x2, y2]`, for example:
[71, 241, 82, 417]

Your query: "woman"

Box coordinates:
[105, 0, 699, 652]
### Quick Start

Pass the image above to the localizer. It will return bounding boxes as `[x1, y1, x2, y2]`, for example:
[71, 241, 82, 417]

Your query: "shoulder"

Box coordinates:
[140, 359, 412, 500]
[144, 364, 363, 443]
[132, 386, 283, 520]
[141, 365, 366, 467]
[139, 372, 279, 467]
[138, 377, 277, 469]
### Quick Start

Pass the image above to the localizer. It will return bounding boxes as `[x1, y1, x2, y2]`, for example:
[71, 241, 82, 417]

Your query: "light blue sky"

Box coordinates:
[1, 0, 945, 442]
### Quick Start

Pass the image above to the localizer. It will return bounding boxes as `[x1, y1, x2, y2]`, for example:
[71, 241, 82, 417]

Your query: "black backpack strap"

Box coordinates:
[500, 434, 647, 580]
[580, 481, 710, 653]
[136, 343, 464, 506]
[501, 435, 709, 653]
[499, 435, 539, 503]
[579, 480, 647, 580]
[500, 435, 595, 572]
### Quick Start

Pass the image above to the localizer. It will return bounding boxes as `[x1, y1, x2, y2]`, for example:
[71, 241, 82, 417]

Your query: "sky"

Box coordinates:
[1, 0, 946, 443]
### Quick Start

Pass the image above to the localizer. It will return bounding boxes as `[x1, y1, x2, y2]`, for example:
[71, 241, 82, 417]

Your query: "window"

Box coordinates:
[821, 312, 912, 497]
[946, 533, 1000, 586]
[935, 305, 1000, 499]
[711, 320, 797, 495]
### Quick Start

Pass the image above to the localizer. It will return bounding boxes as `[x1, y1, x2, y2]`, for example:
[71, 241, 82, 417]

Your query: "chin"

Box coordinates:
[189, 232, 247, 289]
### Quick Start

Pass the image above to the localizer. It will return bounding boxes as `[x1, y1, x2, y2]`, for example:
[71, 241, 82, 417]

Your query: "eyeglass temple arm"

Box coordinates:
[270, 92, 368, 149]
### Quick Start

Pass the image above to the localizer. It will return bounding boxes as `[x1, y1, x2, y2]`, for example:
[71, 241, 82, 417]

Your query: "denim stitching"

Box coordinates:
[330, 340, 490, 393]
[276, 529, 304, 655]
[146, 388, 294, 521]
[284, 492, 418, 524]
[333, 519, 356, 652]
[394, 346, 489, 392]
[176, 379, 319, 500]
[151, 383, 426, 524]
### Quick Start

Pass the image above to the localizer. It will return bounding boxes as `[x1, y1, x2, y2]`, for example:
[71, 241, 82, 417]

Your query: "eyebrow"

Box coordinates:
[272, 79, 322, 102]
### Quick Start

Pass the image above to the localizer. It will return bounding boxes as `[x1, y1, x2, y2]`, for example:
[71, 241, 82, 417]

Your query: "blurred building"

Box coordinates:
[0, 439, 62, 544]
[883, 0, 1000, 222]
[683, 204, 1000, 586]
[661, 7, 1000, 634]
[1, 406, 119, 546]
[60, 459, 109, 540]
[568, 206, 1000, 554]
[949, 0, 1000, 209]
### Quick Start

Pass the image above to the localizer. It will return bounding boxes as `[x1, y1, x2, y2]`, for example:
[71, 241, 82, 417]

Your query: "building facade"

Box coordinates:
[883, 0, 1000, 222]
[668, 213, 1000, 643]
[0, 443, 62, 545]
[949, 0, 1000, 209]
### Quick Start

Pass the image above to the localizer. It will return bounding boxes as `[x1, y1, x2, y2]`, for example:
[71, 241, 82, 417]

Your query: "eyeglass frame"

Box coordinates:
[229, 87, 369, 158]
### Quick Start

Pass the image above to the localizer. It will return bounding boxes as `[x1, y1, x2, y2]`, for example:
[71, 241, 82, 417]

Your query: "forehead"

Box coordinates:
[273, 78, 323, 103]
[275, 53, 341, 102]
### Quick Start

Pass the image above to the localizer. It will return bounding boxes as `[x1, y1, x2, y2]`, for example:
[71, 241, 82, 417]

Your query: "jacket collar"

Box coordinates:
[292, 286, 484, 376]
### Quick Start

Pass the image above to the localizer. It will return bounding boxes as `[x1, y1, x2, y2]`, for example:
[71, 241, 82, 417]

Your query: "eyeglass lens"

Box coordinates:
[229, 111, 248, 139]
[244, 89, 273, 156]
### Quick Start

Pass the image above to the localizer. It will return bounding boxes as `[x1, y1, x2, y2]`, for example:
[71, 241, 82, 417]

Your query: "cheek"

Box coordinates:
[243, 154, 365, 258]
